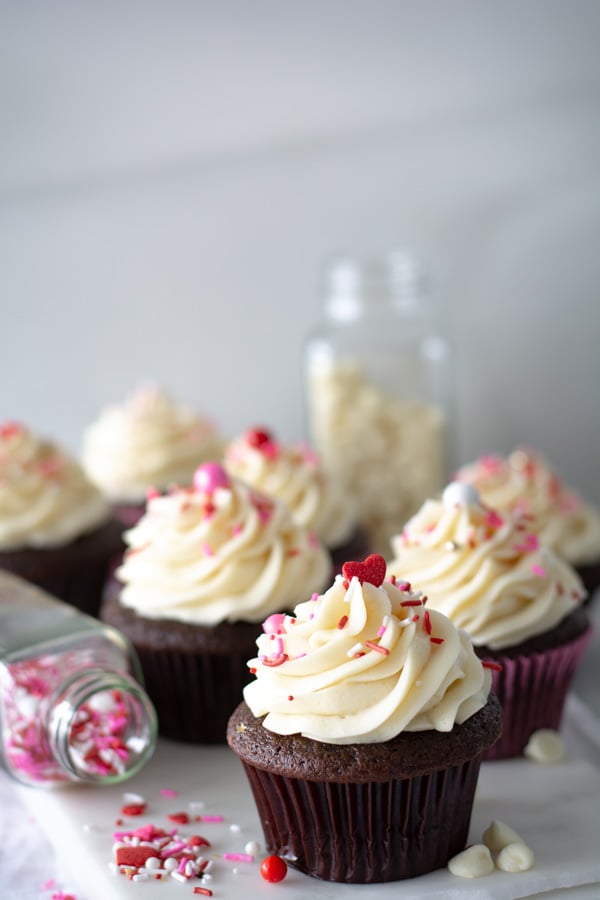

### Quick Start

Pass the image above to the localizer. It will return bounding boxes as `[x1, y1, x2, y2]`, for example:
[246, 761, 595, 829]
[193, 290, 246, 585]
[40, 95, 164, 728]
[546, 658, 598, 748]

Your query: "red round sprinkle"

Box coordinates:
[167, 811, 190, 824]
[342, 554, 386, 587]
[260, 855, 288, 883]
[120, 802, 146, 816]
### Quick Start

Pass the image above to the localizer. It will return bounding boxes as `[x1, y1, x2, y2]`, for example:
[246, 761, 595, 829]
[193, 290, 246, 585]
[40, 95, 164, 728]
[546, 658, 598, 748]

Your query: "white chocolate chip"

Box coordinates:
[524, 729, 566, 764]
[496, 842, 535, 872]
[448, 844, 494, 878]
[483, 819, 524, 854]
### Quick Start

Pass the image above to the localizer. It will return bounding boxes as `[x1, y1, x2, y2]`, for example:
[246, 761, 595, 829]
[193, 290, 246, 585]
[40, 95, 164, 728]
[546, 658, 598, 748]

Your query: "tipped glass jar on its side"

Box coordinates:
[0, 571, 157, 788]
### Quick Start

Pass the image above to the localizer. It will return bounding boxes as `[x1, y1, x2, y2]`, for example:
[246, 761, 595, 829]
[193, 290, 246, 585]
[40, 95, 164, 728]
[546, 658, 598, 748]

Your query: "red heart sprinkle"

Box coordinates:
[342, 554, 386, 587]
[116, 845, 157, 867]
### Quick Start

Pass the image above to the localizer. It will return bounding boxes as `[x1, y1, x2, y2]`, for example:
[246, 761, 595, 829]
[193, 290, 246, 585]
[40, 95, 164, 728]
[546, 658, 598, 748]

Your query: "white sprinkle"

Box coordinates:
[145, 857, 161, 869]
[232, 867, 239, 875]
[163, 857, 178, 872]
[170, 871, 187, 883]
[524, 729, 566, 764]
[133, 872, 149, 882]
[229, 823, 241, 833]
[122, 791, 144, 805]
[245, 840, 261, 856]
[189, 800, 205, 812]
[347, 642, 363, 657]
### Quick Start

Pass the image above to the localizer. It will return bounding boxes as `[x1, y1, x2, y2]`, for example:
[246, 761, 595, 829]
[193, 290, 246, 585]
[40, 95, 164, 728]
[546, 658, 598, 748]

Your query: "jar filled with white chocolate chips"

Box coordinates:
[305, 249, 453, 557]
[0, 571, 157, 787]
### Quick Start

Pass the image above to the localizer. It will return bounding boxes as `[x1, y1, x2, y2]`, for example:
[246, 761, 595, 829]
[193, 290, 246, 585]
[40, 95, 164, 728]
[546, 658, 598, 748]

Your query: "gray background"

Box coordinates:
[1, 0, 599, 501]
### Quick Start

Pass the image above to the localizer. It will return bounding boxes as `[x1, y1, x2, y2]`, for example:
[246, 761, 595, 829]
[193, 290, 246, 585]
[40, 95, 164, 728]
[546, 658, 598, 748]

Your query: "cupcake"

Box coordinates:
[81, 384, 224, 528]
[387, 482, 592, 759]
[227, 554, 502, 883]
[455, 448, 600, 599]
[101, 462, 331, 743]
[0, 421, 122, 617]
[224, 426, 369, 575]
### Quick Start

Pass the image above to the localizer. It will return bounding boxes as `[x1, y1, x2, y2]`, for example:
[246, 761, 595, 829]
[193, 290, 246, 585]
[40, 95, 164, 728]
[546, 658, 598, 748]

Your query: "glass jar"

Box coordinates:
[304, 249, 453, 558]
[0, 571, 157, 787]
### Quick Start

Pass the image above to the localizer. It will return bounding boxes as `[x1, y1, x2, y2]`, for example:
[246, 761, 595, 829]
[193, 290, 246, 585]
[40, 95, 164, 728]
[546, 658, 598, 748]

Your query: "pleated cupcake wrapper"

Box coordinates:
[484, 624, 593, 761]
[136, 645, 254, 744]
[242, 757, 482, 883]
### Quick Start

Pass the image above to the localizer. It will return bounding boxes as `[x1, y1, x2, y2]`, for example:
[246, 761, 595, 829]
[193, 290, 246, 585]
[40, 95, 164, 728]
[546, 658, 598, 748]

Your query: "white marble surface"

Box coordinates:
[2, 598, 599, 900]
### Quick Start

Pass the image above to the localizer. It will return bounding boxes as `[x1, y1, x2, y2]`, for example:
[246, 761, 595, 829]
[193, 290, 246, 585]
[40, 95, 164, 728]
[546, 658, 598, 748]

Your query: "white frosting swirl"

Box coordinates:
[116, 470, 331, 625]
[243, 575, 491, 744]
[388, 488, 585, 650]
[455, 449, 600, 566]
[82, 385, 223, 501]
[0, 422, 110, 550]
[224, 430, 357, 549]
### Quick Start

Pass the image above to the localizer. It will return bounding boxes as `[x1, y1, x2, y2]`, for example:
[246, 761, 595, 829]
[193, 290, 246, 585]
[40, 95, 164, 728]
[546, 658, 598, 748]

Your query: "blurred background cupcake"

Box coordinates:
[387, 481, 592, 759]
[81, 384, 224, 528]
[224, 426, 369, 575]
[101, 461, 331, 743]
[0, 420, 122, 616]
[228, 555, 501, 883]
[455, 447, 600, 600]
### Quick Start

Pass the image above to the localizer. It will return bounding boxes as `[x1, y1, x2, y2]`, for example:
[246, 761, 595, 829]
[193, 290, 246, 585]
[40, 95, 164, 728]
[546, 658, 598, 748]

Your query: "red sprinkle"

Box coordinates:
[342, 554, 387, 587]
[482, 660, 503, 672]
[400, 599, 422, 607]
[337, 615, 349, 629]
[364, 640, 390, 656]
[260, 855, 288, 883]
[167, 812, 190, 824]
[120, 803, 146, 817]
[193, 889, 213, 897]
[288, 695, 294, 701]
[424, 609, 432, 635]
[261, 653, 289, 667]
[115, 845, 156, 867]
[389, 574, 397, 584]
[188, 835, 211, 847]
[430, 637, 444, 645]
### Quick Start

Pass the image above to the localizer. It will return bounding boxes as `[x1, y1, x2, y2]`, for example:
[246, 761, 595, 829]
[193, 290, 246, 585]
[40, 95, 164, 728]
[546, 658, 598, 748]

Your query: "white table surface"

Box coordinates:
[2, 597, 599, 900]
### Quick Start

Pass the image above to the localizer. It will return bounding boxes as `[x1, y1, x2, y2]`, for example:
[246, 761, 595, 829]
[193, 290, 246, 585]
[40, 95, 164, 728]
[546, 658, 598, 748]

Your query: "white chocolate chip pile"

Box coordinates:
[449, 818, 535, 879]
[524, 729, 567, 764]
[307, 361, 446, 555]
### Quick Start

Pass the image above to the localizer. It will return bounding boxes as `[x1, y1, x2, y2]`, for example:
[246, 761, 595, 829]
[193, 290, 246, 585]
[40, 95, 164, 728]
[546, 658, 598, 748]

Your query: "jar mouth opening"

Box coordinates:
[323, 250, 428, 319]
[49, 668, 157, 784]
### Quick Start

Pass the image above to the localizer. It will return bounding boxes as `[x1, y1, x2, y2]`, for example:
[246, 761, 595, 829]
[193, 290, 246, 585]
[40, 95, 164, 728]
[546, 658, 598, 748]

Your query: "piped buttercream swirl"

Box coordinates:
[0, 421, 109, 550]
[82, 385, 223, 501]
[387, 484, 585, 650]
[224, 428, 357, 549]
[455, 448, 600, 566]
[243, 572, 492, 744]
[116, 465, 331, 625]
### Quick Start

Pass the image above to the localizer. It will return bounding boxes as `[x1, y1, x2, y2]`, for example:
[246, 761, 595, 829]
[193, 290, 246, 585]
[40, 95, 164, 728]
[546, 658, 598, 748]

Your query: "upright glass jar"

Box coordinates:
[0, 571, 157, 788]
[304, 249, 453, 558]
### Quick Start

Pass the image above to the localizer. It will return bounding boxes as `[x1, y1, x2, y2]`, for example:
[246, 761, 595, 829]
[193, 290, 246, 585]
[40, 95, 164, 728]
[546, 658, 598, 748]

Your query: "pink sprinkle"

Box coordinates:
[223, 852, 254, 862]
[311, 592, 319, 602]
[531, 563, 546, 577]
[232, 523, 243, 536]
[514, 533, 540, 554]
[146, 487, 160, 500]
[201, 542, 214, 557]
[40, 879, 56, 890]
[160, 787, 178, 797]
[200, 815, 224, 822]
[308, 531, 320, 549]
[364, 640, 390, 656]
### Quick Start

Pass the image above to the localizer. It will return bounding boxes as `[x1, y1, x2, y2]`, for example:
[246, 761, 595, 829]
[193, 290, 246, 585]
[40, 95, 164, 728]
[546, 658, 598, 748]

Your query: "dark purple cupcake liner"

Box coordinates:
[483, 624, 593, 760]
[127, 643, 254, 744]
[242, 757, 482, 883]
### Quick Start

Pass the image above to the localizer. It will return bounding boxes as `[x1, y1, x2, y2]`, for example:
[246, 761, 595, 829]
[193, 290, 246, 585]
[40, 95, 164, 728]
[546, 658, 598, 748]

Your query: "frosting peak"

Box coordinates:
[243, 569, 492, 744]
[116, 470, 331, 625]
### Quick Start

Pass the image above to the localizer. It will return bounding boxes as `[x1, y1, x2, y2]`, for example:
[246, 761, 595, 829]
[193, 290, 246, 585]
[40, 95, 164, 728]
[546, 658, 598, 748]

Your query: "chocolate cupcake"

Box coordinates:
[101, 462, 331, 743]
[228, 555, 502, 883]
[0, 421, 122, 617]
[388, 482, 592, 759]
[82, 384, 224, 528]
[224, 426, 369, 576]
[455, 447, 600, 601]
